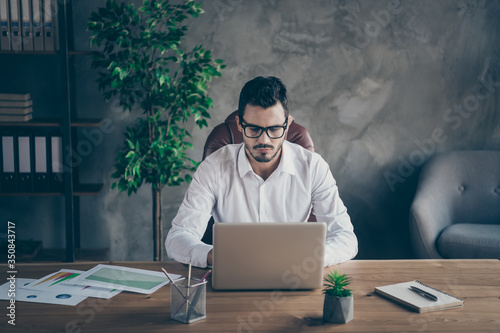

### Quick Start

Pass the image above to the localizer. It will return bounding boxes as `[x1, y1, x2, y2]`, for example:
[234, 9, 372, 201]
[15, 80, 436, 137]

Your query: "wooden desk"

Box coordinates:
[1, 259, 499, 332]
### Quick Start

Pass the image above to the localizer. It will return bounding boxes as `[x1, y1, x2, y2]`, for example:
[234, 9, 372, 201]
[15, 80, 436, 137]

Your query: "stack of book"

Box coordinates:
[0, 93, 33, 122]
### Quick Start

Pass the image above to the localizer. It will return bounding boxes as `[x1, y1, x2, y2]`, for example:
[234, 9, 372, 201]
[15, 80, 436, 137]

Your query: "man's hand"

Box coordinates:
[207, 249, 213, 266]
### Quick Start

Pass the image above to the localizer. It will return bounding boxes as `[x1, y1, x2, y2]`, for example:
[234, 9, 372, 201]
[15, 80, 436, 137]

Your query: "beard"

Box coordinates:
[246, 142, 283, 163]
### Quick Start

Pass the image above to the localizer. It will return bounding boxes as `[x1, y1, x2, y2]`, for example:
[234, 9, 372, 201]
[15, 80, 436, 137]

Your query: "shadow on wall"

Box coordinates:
[342, 167, 420, 260]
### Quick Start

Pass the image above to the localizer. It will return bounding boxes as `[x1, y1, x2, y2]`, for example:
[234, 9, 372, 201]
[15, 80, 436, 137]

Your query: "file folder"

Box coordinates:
[1, 134, 17, 192]
[34, 134, 49, 192]
[49, 134, 63, 192]
[9, 0, 21, 51]
[18, 133, 34, 192]
[32, 0, 42, 51]
[0, 0, 10, 51]
[43, 0, 55, 51]
[20, 0, 33, 51]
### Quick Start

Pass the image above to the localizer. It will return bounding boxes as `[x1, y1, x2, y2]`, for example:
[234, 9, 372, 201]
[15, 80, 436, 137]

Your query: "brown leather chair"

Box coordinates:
[200, 111, 316, 244]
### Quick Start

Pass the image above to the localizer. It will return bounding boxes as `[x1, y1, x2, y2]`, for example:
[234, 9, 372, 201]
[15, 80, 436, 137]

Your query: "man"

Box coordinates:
[166, 76, 357, 268]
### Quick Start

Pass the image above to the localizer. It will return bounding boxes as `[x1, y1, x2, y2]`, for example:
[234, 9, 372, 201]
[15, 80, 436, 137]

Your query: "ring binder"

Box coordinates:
[8, 0, 21, 51]
[20, 0, 33, 51]
[0, 0, 11, 51]
[43, 0, 55, 51]
[32, 0, 42, 51]
[34, 133, 49, 192]
[18, 132, 34, 192]
[1, 133, 17, 192]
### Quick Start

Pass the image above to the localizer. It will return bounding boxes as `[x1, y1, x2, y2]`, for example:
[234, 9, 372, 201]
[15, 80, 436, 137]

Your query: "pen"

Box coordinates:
[409, 286, 439, 301]
[199, 269, 212, 283]
[161, 267, 185, 297]
[186, 270, 212, 321]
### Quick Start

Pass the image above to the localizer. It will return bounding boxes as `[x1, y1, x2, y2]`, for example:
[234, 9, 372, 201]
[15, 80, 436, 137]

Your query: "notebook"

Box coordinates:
[374, 280, 464, 313]
[211, 222, 326, 290]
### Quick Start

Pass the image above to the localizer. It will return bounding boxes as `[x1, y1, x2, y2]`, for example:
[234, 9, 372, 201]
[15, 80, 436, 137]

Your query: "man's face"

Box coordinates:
[236, 103, 288, 165]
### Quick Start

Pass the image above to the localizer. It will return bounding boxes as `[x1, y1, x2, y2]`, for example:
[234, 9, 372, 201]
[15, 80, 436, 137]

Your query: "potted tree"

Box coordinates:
[87, 0, 225, 260]
[322, 270, 354, 323]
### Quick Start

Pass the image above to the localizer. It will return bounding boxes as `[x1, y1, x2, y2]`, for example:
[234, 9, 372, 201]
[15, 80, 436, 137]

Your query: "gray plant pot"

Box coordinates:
[323, 295, 353, 324]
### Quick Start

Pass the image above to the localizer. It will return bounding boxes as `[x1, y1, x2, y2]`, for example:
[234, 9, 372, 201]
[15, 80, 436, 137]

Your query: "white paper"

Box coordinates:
[23, 269, 122, 299]
[0, 278, 87, 306]
[70, 264, 181, 294]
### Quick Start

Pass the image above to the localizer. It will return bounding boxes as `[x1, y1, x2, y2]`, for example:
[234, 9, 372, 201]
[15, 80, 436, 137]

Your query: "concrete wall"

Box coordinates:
[1, 0, 499, 260]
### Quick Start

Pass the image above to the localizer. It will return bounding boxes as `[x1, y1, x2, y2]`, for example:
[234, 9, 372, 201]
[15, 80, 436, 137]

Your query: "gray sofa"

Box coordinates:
[409, 151, 500, 259]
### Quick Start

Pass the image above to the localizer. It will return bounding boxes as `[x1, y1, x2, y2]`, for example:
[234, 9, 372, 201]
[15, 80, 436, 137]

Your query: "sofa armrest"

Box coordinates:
[409, 175, 453, 259]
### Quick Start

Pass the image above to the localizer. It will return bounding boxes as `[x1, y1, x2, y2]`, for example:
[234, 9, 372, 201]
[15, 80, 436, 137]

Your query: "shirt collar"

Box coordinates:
[237, 144, 253, 177]
[237, 141, 297, 178]
[280, 141, 297, 176]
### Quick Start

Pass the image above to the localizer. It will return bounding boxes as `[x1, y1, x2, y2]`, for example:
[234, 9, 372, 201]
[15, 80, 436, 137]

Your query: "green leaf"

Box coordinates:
[91, 0, 225, 193]
[112, 67, 121, 77]
[322, 270, 352, 297]
[119, 68, 129, 80]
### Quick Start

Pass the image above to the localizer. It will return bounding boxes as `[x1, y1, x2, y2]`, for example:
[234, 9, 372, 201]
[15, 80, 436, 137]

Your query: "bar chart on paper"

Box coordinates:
[24, 269, 122, 299]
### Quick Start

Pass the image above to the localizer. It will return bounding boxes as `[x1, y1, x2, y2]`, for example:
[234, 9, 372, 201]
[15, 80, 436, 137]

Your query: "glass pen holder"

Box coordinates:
[170, 277, 207, 324]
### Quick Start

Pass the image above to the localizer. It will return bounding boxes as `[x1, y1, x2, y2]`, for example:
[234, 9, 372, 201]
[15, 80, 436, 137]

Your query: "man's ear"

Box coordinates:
[235, 115, 243, 133]
[284, 115, 292, 139]
[286, 115, 292, 131]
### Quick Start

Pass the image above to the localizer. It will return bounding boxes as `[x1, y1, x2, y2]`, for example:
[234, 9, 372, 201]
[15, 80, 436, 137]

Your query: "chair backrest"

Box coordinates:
[417, 150, 500, 225]
[203, 110, 314, 160]
[200, 110, 316, 244]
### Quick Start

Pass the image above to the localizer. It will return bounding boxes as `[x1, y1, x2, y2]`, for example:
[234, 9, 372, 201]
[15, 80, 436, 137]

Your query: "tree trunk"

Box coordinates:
[153, 186, 163, 261]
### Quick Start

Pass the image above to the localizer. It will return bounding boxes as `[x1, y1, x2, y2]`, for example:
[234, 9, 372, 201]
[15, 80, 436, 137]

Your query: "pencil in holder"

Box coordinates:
[170, 277, 207, 324]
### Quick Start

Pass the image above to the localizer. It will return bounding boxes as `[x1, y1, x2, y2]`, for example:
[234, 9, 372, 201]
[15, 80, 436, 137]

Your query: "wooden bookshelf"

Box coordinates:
[0, 2, 103, 262]
[0, 118, 103, 127]
[0, 184, 103, 196]
[0, 51, 58, 55]
[74, 183, 104, 196]
[24, 248, 110, 262]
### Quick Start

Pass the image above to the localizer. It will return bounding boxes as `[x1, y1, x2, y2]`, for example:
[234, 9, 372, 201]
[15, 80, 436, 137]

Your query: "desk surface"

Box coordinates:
[1, 259, 499, 332]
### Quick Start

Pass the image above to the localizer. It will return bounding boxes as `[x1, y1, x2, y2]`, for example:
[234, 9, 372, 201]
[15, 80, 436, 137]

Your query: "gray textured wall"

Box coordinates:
[1, 0, 499, 261]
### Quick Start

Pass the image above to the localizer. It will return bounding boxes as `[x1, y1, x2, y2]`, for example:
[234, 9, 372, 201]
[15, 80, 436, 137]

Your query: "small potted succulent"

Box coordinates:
[322, 270, 353, 323]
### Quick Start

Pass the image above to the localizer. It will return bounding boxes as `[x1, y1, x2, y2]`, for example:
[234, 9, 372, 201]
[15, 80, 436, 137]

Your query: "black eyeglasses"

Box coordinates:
[240, 118, 288, 139]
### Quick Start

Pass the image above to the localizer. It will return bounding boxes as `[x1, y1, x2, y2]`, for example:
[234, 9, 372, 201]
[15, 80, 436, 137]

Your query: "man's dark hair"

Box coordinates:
[237, 76, 289, 121]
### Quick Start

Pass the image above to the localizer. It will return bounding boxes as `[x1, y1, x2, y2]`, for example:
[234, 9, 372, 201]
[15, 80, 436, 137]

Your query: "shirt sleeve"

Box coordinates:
[165, 159, 216, 268]
[311, 157, 358, 267]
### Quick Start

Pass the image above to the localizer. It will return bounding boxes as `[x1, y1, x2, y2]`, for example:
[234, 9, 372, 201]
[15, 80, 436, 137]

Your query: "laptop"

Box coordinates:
[212, 222, 326, 290]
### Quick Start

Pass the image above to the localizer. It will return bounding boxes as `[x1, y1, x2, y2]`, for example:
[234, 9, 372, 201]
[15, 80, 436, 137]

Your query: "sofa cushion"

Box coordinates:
[437, 224, 500, 259]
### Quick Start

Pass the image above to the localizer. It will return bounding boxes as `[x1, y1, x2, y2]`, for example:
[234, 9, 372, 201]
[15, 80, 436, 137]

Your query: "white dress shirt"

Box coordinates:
[165, 141, 358, 268]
